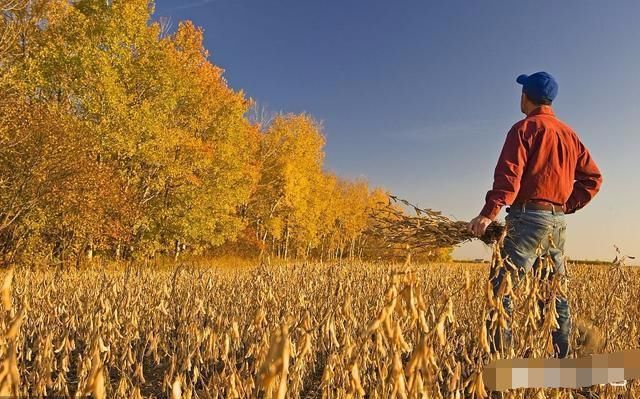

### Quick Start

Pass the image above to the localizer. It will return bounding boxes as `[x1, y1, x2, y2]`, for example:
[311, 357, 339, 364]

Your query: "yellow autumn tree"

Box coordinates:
[0, 0, 449, 265]
[244, 113, 394, 261]
[246, 113, 325, 259]
[1, 0, 259, 264]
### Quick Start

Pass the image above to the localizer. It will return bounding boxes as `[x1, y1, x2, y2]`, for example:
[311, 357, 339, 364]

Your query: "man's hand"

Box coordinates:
[467, 215, 492, 237]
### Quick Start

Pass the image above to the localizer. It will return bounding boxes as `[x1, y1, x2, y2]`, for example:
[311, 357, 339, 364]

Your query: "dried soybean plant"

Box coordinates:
[365, 195, 504, 255]
[0, 240, 638, 398]
[0, 267, 23, 397]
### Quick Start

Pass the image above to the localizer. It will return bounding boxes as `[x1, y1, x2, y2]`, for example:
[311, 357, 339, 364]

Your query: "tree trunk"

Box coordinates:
[174, 239, 181, 261]
[85, 236, 94, 262]
[350, 238, 355, 259]
[283, 225, 290, 261]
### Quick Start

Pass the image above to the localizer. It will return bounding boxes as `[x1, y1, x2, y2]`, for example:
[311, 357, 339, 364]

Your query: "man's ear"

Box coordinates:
[520, 92, 533, 114]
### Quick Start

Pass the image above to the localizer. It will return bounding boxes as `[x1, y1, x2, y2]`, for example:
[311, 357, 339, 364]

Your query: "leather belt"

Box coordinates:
[508, 200, 564, 213]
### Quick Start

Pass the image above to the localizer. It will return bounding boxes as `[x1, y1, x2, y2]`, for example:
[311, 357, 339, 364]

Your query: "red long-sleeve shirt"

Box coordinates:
[481, 106, 603, 220]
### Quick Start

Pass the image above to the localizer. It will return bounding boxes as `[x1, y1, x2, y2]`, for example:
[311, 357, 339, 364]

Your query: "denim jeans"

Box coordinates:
[488, 206, 571, 358]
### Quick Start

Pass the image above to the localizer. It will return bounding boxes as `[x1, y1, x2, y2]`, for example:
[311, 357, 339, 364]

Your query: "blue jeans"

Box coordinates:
[488, 207, 571, 358]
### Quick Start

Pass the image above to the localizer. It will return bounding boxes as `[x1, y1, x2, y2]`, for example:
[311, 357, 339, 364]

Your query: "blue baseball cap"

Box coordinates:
[516, 72, 558, 103]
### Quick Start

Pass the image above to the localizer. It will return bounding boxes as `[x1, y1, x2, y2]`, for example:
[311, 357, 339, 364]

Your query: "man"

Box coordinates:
[467, 71, 603, 359]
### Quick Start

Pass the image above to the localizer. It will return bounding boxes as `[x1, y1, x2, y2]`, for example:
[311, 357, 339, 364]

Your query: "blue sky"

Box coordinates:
[156, 0, 640, 262]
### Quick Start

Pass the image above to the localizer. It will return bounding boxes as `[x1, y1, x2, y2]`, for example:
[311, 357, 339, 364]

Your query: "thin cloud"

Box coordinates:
[382, 119, 497, 144]
[163, 0, 217, 12]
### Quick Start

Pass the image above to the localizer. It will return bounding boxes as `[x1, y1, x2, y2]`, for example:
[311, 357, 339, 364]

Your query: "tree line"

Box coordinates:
[0, 0, 451, 266]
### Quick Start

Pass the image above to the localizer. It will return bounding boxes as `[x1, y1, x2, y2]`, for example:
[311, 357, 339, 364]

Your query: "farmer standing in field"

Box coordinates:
[467, 72, 603, 358]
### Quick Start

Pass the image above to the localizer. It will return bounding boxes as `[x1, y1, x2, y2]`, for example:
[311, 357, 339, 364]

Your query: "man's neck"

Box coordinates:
[526, 105, 553, 116]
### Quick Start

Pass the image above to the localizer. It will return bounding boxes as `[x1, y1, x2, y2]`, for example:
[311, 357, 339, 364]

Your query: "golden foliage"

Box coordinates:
[0, 0, 409, 266]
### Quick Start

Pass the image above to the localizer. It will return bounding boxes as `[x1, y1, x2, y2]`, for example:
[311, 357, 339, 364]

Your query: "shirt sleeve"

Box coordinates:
[564, 144, 603, 214]
[480, 125, 529, 220]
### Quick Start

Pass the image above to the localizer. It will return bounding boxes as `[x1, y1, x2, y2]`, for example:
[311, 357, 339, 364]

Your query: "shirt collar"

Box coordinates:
[527, 105, 555, 117]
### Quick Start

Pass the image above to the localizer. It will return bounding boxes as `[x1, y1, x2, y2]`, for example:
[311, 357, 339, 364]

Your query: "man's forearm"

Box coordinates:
[480, 201, 501, 221]
[481, 178, 520, 221]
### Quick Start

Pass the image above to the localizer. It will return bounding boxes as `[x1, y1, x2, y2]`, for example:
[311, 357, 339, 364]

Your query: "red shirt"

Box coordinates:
[481, 106, 603, 220]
